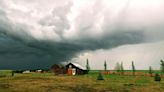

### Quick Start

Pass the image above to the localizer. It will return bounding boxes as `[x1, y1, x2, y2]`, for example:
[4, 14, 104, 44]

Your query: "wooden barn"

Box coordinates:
[66, 63, 88, 75]
[50, 64, 66, 75]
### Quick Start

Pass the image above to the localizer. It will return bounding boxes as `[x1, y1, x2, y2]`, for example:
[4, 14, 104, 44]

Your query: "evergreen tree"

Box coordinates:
[132, 61, 136, 76]
[149, 66, 153, 77]
[160, 60, 164, 74]
[115, 62, 121, 73]
[86, 59, 90, 71]
[104, 61, 107, 71]
[121, 62, 124, 75]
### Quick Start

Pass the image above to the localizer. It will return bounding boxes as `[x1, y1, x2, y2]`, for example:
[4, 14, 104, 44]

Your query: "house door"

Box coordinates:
[72, 68, 76, 75]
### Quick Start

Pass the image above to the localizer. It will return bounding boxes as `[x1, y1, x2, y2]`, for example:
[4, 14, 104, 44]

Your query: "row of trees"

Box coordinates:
[114, 61, 136, 75]
[86, 59, 164, 75]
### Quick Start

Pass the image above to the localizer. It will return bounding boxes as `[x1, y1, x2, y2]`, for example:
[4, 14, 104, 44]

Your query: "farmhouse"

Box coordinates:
[66, 63, 88, 75]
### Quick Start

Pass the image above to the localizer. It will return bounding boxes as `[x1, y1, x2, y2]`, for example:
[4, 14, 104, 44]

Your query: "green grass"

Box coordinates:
[0, 71, 164, 92]
[0, 70, 12, 77]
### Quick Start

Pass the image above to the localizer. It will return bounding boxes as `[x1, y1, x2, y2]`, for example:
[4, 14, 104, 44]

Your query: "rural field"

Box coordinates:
[0, 70, 164, 92]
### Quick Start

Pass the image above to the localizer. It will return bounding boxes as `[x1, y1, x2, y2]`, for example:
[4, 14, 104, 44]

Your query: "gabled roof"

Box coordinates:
[67, 62, 86, 70]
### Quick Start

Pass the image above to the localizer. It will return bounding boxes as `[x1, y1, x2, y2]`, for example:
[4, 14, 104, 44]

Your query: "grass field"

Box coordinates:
[0, 71, 164, 92]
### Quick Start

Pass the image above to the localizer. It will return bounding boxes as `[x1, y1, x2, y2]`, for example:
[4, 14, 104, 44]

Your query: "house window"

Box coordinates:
[69, 65, 72, 68]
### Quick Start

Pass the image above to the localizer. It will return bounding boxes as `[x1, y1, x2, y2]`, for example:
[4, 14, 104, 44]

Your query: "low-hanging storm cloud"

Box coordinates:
[0, 0, 164, 69]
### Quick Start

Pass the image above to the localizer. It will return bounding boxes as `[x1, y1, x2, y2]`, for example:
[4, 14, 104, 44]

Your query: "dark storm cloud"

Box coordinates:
[0, 26, 144, 70]
[0, 0, 163, 69]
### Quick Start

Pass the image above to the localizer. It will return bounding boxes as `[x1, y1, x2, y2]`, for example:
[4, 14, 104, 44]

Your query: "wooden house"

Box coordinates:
[66, 63, 88, 75]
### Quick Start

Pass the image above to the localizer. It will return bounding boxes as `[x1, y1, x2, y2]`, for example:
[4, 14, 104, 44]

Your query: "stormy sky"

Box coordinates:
[0, 0, 164, 70]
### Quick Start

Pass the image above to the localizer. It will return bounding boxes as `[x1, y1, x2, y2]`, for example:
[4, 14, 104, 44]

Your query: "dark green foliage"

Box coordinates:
[154, 73, 161, 82]
[86, 59, 90, 71]
[104, 61, 107, 71]
[160, 60, 164, 74]
[149, 66, 153, 77]
[14, 70, 23, 73]
[11, 71, 14, 77]
[97, 72, 104, 80]
[121, 62, 124, 75]
[132, 61, 136, 76]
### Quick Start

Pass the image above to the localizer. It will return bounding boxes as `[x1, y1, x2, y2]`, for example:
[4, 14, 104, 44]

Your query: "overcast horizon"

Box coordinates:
[0, 0, 164, 70]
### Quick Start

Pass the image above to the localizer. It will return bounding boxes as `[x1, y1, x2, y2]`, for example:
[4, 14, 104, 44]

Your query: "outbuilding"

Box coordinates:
[51, 64, 66, 75]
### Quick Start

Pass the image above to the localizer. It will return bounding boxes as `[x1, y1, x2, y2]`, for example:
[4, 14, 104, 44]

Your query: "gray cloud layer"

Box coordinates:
[0, 0, 164, 69]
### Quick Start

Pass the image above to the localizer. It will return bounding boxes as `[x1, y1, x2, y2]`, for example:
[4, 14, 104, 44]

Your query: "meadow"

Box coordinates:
[0, 70, 164, 92]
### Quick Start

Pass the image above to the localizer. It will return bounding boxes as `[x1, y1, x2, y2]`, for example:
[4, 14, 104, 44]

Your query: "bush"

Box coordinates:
[154, 73, 161, 82]
[97, 72, 104, 80]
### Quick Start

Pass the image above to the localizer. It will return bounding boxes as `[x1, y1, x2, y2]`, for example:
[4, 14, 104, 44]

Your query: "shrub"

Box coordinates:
[97, 72, 104, 80]
[154, 73, 161, 82]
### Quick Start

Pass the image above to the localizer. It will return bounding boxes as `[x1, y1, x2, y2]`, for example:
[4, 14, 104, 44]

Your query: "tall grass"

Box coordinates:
[0, 70, 164, 92]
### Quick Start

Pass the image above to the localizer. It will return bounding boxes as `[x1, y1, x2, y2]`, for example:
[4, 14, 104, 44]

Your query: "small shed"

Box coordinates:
[51, 64, 66, 75]
[66, 63, 88, 75]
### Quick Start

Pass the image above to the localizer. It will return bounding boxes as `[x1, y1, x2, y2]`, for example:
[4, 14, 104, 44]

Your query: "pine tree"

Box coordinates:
[104, 61, 107, 71]
[115, 62, 121, 73]
[121, 62, 124, 75]
[132, 61, 136, 76]
[149, 66, 153, 77]
[86, 59, 90, 71]
[160, 60, 164, 74]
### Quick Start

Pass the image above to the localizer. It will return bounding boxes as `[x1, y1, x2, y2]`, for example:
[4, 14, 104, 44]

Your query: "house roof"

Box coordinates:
[67, 62, 86, 70]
